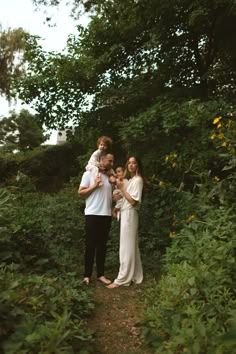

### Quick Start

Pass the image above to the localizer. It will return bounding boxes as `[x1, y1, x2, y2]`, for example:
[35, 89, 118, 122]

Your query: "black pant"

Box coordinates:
[84, 215, 112, 278]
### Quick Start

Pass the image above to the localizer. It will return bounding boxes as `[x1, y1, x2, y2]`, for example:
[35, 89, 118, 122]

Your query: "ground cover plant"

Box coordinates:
[142, 197, 236, 353]
[0, 185, 96, 353]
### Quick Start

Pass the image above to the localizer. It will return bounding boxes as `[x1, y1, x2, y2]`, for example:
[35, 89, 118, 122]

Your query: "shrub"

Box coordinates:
[0, 265, 95, 353]
[142, 190, 236, 353]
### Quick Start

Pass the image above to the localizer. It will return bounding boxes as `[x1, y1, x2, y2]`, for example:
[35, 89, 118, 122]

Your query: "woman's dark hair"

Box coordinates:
[125, 156, 144, 179]
[125, 156, 150, 194]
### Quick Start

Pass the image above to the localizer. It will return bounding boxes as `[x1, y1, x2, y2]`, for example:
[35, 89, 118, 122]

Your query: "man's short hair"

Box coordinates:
[100, 151, 114, 160]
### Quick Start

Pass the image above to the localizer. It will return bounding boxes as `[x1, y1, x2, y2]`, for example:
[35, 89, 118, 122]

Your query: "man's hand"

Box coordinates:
[78, 175, 102, 199]
[95, 175, 103, 187]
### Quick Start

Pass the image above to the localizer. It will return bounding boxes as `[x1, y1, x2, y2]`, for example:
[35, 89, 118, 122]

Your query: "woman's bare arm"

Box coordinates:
[117, 179, 137, 206]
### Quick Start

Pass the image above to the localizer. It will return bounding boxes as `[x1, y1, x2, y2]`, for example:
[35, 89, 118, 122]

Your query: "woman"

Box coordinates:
[107, 156, 144, 288]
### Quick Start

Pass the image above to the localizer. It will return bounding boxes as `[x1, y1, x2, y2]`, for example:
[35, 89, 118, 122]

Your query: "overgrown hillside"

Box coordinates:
[1, 0, 236, 352]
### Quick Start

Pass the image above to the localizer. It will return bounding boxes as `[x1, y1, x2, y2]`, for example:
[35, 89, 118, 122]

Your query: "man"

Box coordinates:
[78, 152, 115, 285]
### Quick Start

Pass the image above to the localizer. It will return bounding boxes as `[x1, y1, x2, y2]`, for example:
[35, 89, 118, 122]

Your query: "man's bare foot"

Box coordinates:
[106, 283, 120, 289]
[97, 276, 111, 285]
[82, 277, 90, 285]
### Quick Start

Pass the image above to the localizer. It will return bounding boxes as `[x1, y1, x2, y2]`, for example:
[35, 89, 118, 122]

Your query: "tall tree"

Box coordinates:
[0, 109, 46, 152]
[18, 0, 236, 134]
[0, 27, 28, 99]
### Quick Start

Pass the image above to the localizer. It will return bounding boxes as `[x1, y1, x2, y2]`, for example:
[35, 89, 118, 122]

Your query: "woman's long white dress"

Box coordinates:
[114, 176, 143, 286]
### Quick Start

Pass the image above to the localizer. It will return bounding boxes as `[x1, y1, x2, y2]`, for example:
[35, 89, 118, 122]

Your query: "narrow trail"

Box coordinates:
[86, 278, 150, 354]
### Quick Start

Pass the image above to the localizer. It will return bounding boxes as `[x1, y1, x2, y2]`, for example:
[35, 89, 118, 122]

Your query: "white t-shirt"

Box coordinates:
[80, 171, 112, 216]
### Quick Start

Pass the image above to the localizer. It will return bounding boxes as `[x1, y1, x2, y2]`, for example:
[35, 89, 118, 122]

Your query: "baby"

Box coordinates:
[112, 165, 128, 220]
[86, 136, 113, 186]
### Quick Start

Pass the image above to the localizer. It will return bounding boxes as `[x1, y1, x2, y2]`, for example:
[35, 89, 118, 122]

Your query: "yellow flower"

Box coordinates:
[213, 116, 222, 124]
[173, 153, 177, 158]
[213, 176, 220, 182]
[172, 162, 177, 167]
[218, 133, 224, 139]
[221, 142, 227, 147]
[169, 231, 175, 238]
[188, 215, 195, 221]
[210, 133, 216, 140]
[165, 155, 169, 161]
[217, 123, 222, 129]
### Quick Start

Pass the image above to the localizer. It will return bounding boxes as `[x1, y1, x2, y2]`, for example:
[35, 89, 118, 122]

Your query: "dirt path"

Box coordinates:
[86, 278, 150, 354]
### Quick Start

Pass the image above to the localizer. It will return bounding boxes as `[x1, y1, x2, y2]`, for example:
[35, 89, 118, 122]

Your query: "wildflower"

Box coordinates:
[221, 142, 227, 147]
[172, 162, 177, 167]
[213, 116, 222, 124]
[159, 181, 164, 187]
[213, 176, 220, 182]
[210, 133, 216, 140]
[218, 133, 224, 139]
[217, 123, 222, 129]
[165, 155, 169, 161]
[169, 231, 175, 238]
[173, 153, 177, 158]
[188, 215, 195, 221]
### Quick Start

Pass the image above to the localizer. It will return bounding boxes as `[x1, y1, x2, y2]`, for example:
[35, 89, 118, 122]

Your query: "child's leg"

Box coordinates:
[86, 165, 103, 185]
[112, 207, 120, 220]
[115, 198, 123, 209]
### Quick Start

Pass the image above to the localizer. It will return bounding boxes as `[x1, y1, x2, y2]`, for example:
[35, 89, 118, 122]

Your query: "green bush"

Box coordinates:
[0, 265, 95, 354]
[142, 194, 236, 353]
[0, 156, 19, 183]
[0, 184, 95, 353]
[139, 182, 194, 273]
[2, 186, 85, 271]
[0, 142, 85, 191]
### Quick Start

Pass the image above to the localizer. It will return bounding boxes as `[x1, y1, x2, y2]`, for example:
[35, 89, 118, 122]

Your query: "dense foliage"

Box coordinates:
[0, 141, 84, 191]
[19, 0, 236, 130]
[0, 0, 235, 352]
[141, 113, 236, 353]
[0, 27, 28, 99]
[0, 109, 46, 152]
[0, 185, 95, 353]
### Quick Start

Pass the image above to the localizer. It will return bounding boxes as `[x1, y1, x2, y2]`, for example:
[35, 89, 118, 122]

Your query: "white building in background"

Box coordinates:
[56, 130, 67, 144]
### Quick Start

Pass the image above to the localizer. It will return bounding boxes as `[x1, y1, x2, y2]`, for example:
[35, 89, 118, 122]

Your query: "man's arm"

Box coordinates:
[78, 175, 101, 199]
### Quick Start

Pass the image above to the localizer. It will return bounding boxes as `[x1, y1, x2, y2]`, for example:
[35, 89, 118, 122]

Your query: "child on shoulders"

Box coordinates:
[86, 136, 114, 186]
